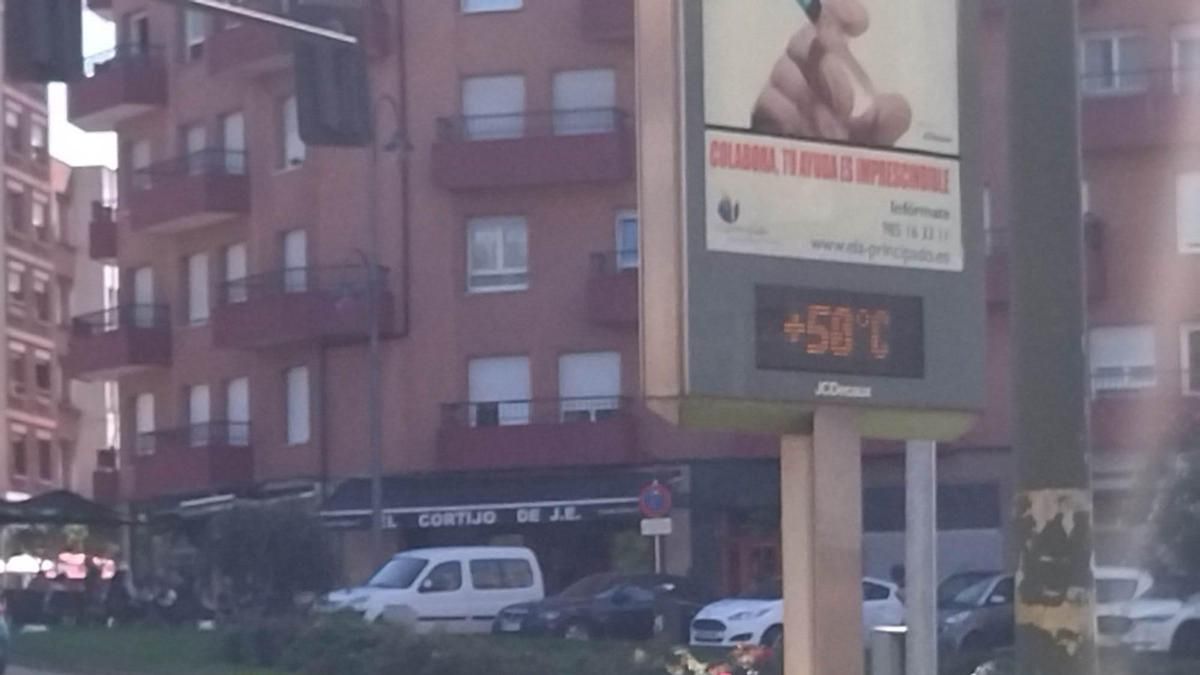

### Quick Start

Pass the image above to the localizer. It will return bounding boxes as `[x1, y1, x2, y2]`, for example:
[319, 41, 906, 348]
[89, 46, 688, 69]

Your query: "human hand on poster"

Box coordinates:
[750, 0, 912, 146]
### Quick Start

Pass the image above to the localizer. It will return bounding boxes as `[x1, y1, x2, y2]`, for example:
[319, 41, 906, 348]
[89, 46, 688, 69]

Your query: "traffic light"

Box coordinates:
[5, 0, 83, 83]
[293, 37, 373, 147]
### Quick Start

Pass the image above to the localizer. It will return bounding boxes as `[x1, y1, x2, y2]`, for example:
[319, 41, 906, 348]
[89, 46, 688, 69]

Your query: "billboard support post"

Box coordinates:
[906, 440, 938, 675]
[1009, 0, 1097, 673]
[780, 407, 863, 675]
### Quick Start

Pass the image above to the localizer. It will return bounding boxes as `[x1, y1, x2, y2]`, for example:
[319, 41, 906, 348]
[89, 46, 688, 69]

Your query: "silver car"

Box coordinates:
[939, 573, 1015, 655]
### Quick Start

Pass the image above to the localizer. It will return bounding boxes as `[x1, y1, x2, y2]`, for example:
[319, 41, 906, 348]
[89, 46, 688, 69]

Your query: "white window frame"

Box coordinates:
[7, 261, 25, 310]
[183, 9, 208, 62]
[558, 352, 622, 422]
[282, 229, 308, 292]
[8, 342, 27, 397]
[31, 196, 47, 241]
[285, 366, 311, 445]
[1181, 323, 1200, 396]
[29, 120, 46, 161]
[31, 272, 50, 322]
[186, 253, 210, 325]
[1178, 173, 1200, 254]
[461, 75, 526, 140]
[1089, 325, 1157, 394]
[551, 68, 617, 135]
[32, 349, 52, 396]
[1172, 24, 1200, 94]
[134, 392, 156, 455]
[461, 0, 522, 14]
[615, 210, 639, 269]
[467, 216, 528, 293]
[1079, 31, 1148, 97]
[187, 384, 211, 447]
[467, 355, 531, 426]
[225, 376, 250, 446]
[278, 95, 305, 169]
[224, 242, 248, 303]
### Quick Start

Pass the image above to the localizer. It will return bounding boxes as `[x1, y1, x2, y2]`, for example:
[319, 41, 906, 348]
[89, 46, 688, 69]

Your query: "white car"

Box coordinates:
[1103, 577, 1200, 658]
[1092, 566, 1152, 648]
[689, 577, 904, 648]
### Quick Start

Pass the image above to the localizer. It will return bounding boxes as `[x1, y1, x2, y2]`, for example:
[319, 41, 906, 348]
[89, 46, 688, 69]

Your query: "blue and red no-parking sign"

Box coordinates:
[638, 481, 673, 518]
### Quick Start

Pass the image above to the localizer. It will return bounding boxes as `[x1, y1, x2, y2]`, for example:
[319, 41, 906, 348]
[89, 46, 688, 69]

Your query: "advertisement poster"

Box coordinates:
[703, 0, 963, 271]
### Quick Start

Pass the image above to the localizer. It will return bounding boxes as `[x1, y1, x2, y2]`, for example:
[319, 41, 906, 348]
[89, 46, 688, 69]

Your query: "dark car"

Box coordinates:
[493, 572, 709, 642]
[939, 573, 1015, 656]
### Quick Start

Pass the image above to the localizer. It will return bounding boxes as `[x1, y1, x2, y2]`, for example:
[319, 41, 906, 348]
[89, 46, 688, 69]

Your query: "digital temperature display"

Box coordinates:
[756, 285, 925, 378]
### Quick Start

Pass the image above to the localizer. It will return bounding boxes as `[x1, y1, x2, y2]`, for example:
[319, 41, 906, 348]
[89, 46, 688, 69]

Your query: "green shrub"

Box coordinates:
[279, 614, 388, 675]
[220, 614, 307, 668]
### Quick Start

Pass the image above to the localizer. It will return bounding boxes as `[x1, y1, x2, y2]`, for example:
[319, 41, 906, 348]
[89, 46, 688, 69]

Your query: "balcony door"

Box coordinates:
[462, 75, 525, 140]
[468, 356, 530, 426]
[132, 266, 154, 328]
[226, 377, 249, 447]
[552, 69, 616, 135]
[183, 124, 207, 175]
[188, 385, 211, 447]
[221, 112, 245, 175]
[558, 352, 621, 422]
[283, 229, 307, 292]
[134, 393, 155, 454]
[224, 243, 248, 303]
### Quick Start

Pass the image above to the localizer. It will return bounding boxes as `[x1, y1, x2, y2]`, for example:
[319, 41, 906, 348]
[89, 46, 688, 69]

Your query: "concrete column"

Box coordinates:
[780, 407, 863, 675]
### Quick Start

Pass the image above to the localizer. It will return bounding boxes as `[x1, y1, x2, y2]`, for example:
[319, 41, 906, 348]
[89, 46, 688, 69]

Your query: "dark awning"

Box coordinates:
[320, 469, 680, 530]
[0, 490, 126, 526]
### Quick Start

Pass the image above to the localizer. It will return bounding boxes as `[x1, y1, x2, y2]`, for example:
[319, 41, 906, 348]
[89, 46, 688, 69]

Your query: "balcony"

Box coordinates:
[1081, 69, 1200, 152]
[92, 448, 119, 505]
[580, 0, 634, 42]
[986, 218, 1106, 306]
[68, 46, 167, 132]
[433, 109, 634, 191]
[207, 19, 291, 76]
[213, 265, 396, 350]
[89, 201, 117, 262]
[129, 150, 250, 233]
[133, 422, 253, 500]
[64, 305, 172, 381]
[438, 397, 639, 471]
[587, 251, 638, 327]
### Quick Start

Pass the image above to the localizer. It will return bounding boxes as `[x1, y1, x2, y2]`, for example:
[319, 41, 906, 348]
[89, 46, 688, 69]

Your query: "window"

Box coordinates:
[187, 384, 211, 447]
[468, 216, 528, 292]
[615, 210, 639, 269]
[462, 75, 525, 139]
[37, 437, 52, 482]
[223, 243, 248, 303]
[7, 262, 25, 308]
[1089, 325, 1157, 393]
[283, 229, 308, 291]
[278, 96, 305, 168]
[183, 9, 208, 62]
[988, 578, 1015, 606]
[31, 197, 47, 241]
[124, 11, 151, 55]
[186, 253, 210, 325]
[461, 0, 522, 12]
[226, 377, 250, 446]
[134, 393, 156, 454]
[1173, 25, 1200, 93]
[11, 432, 27, 477]
[468, 356, 531, 426]
[130, 139, 152, 190]
[286, 366, 311, 445]
[1181, 324, 1200, 395]
[181, 123, 207, 173]
[7, 187, 25, 231]
[1179, 173, 1200, 253]
[5, 108, 23, 154]
[419, 561, 463, 593]
[32, 274, 50, 322]
[863, 582, 891, 602]
[8, 343, 27, 396]
[469, 559, 534, 590]
[1080, 32, 1147, 95]
[220, 111, 246, 174]
[29, 121, 46, 163]
[33, 350, 51, 394]
[559, 352, 621, 421]
[552, 69, 617, 134]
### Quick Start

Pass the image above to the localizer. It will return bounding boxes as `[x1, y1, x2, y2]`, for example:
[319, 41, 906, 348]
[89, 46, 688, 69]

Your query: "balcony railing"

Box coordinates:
[1080, 67, 1200, 150]
[132, 149, 247, 190]
[218, 264, 384, 305]
[69, 45, 168, 132]
[442, 396, 632, 428]
[127, 149, 250, 231]
[136, 421, 251, 455]
[438, 108, 628, 142]
[72, 304, 169, 337]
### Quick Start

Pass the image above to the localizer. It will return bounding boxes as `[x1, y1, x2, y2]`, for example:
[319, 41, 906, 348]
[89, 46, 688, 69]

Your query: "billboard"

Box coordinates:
[703, 0, 963, 271]
[637, 0, 984, 439]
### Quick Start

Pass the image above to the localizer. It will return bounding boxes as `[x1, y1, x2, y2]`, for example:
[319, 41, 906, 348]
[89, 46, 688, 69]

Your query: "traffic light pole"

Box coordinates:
[1009, 1, 1097, 674]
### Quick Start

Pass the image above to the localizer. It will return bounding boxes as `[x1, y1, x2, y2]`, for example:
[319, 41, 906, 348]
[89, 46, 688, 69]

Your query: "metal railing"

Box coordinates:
[441, 396, 632, 428]
[136, 421, 251, 454]
[589, 249, 639, 274]
[83, 43, 165, 77]
[131, 149, 248, 191]
[437, 108, 629, 142]
[218, 264, 390, 305]
[71, 304, 170, 337]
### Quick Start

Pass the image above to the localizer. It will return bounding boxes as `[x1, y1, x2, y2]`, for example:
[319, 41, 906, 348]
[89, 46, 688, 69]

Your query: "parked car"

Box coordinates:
[0, 596, 8, 674]
[1101, 577, 1200, 658]
[493, 572, 709, 642]
[689, 577, 904, 648]
[319, 546, 544, 632]
[1092, 566, 1153, 648]
[939, 573, 1014, 655]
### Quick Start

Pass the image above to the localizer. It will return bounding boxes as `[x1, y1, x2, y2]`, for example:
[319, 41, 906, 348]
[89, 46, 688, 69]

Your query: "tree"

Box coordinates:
[208, 504, 335, 614]
[1151, 451, 1200, 578]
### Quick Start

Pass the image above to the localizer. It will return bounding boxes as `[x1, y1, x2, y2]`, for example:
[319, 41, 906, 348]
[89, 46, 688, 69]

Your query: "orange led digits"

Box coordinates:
[779, 303, 891, 360]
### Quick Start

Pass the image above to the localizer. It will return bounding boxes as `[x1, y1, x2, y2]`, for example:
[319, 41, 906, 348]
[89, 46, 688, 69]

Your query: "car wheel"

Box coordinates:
[563, 620, 592, 641]
[761, 625, 784, 650]
[1170, 621, 1200, 659]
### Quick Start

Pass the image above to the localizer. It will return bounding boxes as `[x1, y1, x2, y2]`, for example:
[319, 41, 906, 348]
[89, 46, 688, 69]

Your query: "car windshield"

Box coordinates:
[558, 573, 622, 599]
[738, 578, 783, 601]
[366, 556, 428, 589]
[943, 576, 995, 609]
[938, 572, 996, 608]
[1096, 578, 1140, 604]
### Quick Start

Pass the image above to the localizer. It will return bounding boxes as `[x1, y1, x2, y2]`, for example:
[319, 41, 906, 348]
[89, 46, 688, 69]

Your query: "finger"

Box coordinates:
[752, 87, 814, 138]
[812, 103, 849, 141]
[849, 94, 912, 146]
[817, 53, 855, 121]
[770, 54, 816, 113]
[785, 25, 819, 67]
[822, 0, 869, 37]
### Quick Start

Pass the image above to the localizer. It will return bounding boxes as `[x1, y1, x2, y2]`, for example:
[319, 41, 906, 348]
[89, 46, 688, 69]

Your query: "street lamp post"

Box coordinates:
[366, 96, 403, 566]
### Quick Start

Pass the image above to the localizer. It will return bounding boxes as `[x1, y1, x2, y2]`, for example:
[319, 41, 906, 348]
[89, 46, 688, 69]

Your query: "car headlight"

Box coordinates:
[1132, 615, 1175, 624]
[539, 610, 562, 622]
[942, 611, 971, 626]
[728, 608, 772, 621]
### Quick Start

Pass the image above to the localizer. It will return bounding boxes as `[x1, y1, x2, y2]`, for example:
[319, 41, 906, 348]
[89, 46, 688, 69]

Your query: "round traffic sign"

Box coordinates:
[639, 481, 673, 518]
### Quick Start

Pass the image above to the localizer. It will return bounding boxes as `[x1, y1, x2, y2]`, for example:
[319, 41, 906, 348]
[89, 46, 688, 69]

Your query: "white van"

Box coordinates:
[321, 546, 545, 633]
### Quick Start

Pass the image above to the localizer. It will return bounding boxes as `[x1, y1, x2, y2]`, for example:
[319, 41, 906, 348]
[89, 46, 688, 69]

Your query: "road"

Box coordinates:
[10, 667, 69, 675]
